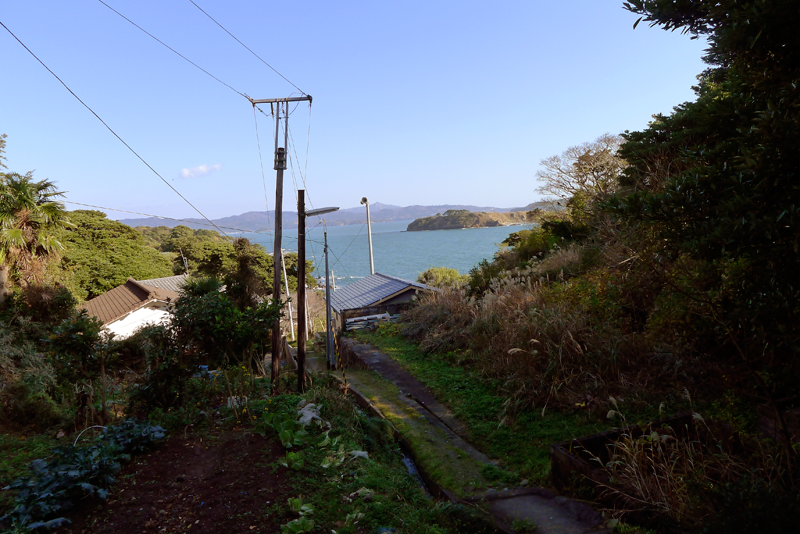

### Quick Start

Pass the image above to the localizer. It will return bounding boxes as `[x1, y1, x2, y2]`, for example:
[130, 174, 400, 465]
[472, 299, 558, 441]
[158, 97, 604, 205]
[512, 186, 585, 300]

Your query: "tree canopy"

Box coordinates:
[614, 0, 800, 367]
[54, 211, 174, 300]
[536, 133, 625, 220]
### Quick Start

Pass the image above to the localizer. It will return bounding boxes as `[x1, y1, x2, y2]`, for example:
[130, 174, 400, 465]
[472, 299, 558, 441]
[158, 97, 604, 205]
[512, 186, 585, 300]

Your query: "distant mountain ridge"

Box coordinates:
[117, 201, 552, 232]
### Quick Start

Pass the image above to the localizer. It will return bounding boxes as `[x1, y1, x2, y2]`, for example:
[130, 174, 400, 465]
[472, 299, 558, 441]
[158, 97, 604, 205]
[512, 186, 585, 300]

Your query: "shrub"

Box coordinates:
[125, 324, 195, 415]
[416, 266, 467, 289]
[0, 382, 67, 431]
[0, 323, 66, 431]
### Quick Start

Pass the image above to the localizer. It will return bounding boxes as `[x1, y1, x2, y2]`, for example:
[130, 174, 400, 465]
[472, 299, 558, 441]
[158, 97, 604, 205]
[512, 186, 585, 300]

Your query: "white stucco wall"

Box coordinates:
[105, 305, 171, 339]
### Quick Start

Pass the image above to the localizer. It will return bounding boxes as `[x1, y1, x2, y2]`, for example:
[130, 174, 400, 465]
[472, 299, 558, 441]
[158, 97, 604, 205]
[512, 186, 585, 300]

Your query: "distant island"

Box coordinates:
[407, 209, 533, 231]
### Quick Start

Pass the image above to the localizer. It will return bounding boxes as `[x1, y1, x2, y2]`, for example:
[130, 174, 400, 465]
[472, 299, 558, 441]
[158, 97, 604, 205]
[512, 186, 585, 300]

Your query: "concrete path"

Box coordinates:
[330, 338, 608, 534]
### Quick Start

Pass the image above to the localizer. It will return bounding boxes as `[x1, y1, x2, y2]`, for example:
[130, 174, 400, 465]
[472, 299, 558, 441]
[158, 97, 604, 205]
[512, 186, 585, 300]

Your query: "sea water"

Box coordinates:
[243, 220, 530, 287]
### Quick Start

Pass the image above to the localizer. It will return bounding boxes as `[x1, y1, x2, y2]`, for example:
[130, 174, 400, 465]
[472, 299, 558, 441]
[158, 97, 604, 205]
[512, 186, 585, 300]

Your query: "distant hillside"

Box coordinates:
[508, 200, 562, 212]
[119, 203, 541, 231]
[407, 210, 532, 232]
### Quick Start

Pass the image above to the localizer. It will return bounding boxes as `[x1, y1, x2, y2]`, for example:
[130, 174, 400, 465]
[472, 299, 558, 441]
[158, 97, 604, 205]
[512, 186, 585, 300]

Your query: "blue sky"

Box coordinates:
[1, 1, 708, 221]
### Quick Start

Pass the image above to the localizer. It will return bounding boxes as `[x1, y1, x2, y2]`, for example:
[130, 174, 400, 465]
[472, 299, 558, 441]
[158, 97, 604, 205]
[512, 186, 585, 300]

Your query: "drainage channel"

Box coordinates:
[400, 452, 431, 496]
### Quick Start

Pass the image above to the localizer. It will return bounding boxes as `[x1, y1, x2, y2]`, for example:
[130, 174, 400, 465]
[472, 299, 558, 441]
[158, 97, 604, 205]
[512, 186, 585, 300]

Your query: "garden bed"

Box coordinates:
[549, 413, 694, 500]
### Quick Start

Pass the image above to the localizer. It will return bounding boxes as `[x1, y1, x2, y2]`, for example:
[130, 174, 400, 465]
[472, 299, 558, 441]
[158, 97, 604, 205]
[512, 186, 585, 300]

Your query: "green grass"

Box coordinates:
[258, 376, 466, 534]
[0, 433, 61, 511]
[343, 368, 493, 497]
[352, 325, 607, 485]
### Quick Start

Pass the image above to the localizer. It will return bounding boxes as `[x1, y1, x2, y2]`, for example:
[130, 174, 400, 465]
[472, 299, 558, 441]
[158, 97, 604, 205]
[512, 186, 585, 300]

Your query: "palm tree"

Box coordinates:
[0, 172, 71, 303]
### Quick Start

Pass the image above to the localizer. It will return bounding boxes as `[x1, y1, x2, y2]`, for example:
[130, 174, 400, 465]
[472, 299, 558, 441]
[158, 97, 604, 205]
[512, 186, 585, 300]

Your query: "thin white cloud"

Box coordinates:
[180, 163, 222, 179]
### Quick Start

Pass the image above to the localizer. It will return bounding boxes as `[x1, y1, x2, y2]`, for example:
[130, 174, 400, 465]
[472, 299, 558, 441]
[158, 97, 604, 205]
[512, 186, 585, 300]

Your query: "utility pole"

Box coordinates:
[248, 95, 312, 386]
[298, 197, 339, 390]
[361, 197, 375, 274]
[297, 190, 306, 391]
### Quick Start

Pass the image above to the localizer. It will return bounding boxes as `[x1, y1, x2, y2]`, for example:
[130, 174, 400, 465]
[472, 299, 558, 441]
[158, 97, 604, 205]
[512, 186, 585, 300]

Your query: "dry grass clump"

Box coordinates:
[533, 243, 583, 276]
[402, 263, 660, 413]
[599, 397, 785, 528]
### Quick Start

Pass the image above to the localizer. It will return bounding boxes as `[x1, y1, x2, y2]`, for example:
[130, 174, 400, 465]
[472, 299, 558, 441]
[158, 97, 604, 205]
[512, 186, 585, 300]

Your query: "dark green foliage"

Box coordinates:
[54, 211, 173, 300]
[135, 225, 226, 253]
[357, 417, 395, 453]
[3, 284, 76, 326]
[0, 382, 67, 432]
[700, 477, 800, 534]
[0, 420, 165, 530]
[125, 324, 195, 414]
[615, 0, 800, 369]
[508, 228, 558, 262]
[467, 259, 505, 296]
[540, 219, 591, 242]
[0, 284, 79, 431]
[100, 418, 166, 455]
[47, 310, 104, 384]
[172, 277, 282, 368]
[224, 238, 274, 309]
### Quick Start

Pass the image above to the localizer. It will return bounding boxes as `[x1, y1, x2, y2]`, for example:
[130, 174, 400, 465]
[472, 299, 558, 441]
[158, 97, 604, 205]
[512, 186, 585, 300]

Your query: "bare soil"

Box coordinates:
[56, 430, 292, 534]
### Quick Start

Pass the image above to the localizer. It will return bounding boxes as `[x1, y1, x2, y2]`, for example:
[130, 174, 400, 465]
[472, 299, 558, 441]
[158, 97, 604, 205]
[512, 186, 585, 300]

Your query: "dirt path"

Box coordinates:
[57, 431, 289, 534]
[338, 338, 607, 534]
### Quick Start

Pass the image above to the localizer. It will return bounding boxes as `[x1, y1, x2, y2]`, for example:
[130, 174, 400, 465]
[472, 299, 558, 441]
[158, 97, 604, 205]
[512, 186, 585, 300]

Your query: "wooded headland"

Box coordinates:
[406, 209, 533, 231]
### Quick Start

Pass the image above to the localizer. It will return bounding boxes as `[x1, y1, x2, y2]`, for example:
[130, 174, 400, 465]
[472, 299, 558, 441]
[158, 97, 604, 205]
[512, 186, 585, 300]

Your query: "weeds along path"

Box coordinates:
[336, 338, 606, 534]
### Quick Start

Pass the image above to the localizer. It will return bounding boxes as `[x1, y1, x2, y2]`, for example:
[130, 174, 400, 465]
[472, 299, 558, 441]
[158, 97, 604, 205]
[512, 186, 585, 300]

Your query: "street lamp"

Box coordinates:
[298, 191, 339, 391]
[360, 197, 375, 275]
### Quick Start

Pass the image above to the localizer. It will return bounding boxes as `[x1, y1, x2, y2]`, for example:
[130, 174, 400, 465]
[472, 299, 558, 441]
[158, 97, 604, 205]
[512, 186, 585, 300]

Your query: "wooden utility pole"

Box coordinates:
[298, 194, 340, 391]
[297, 190, 306, 391]
[247, 95, 312, 387]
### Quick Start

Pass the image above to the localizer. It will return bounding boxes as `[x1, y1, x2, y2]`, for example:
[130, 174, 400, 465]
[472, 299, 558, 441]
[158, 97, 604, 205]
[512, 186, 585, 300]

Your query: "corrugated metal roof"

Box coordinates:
[138, 273, 189, 293]
[330, 273, 430, 313]
[82, 278, 180, 324]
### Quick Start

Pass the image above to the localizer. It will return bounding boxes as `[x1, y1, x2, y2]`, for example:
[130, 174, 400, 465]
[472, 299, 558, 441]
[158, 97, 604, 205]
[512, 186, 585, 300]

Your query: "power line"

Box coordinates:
[288, 124, 311, 205]
[188, 0, 306, 95]
[328, 224, 365, 276]
[96, 0, 247, 100]
[0, 21, 229, 238]
[252, 106, 272, 233]
[326, 242, 355, 281]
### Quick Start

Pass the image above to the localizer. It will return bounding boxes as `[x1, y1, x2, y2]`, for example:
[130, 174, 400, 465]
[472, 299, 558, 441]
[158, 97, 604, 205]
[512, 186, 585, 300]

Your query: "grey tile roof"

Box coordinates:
[330, 273, 431, 313]
[138, 273, 189, 293]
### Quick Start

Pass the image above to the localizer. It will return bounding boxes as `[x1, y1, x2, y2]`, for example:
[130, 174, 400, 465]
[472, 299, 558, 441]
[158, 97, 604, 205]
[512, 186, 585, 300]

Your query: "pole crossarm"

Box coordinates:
[248, 95, 312, 105]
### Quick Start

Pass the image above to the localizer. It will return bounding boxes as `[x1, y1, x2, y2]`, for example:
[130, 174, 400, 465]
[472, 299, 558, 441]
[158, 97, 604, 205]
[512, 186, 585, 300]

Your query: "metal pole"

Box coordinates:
[324, 229, 333, 369]
[297, 190, 307, 392]
[281, 250, 294, 341]
[362, 197, 375, 274]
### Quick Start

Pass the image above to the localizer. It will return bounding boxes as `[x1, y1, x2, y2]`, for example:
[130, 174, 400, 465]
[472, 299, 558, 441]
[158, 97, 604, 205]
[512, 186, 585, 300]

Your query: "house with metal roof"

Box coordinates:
[330, 273, 433, 331]
[82, 278, 180, 339]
